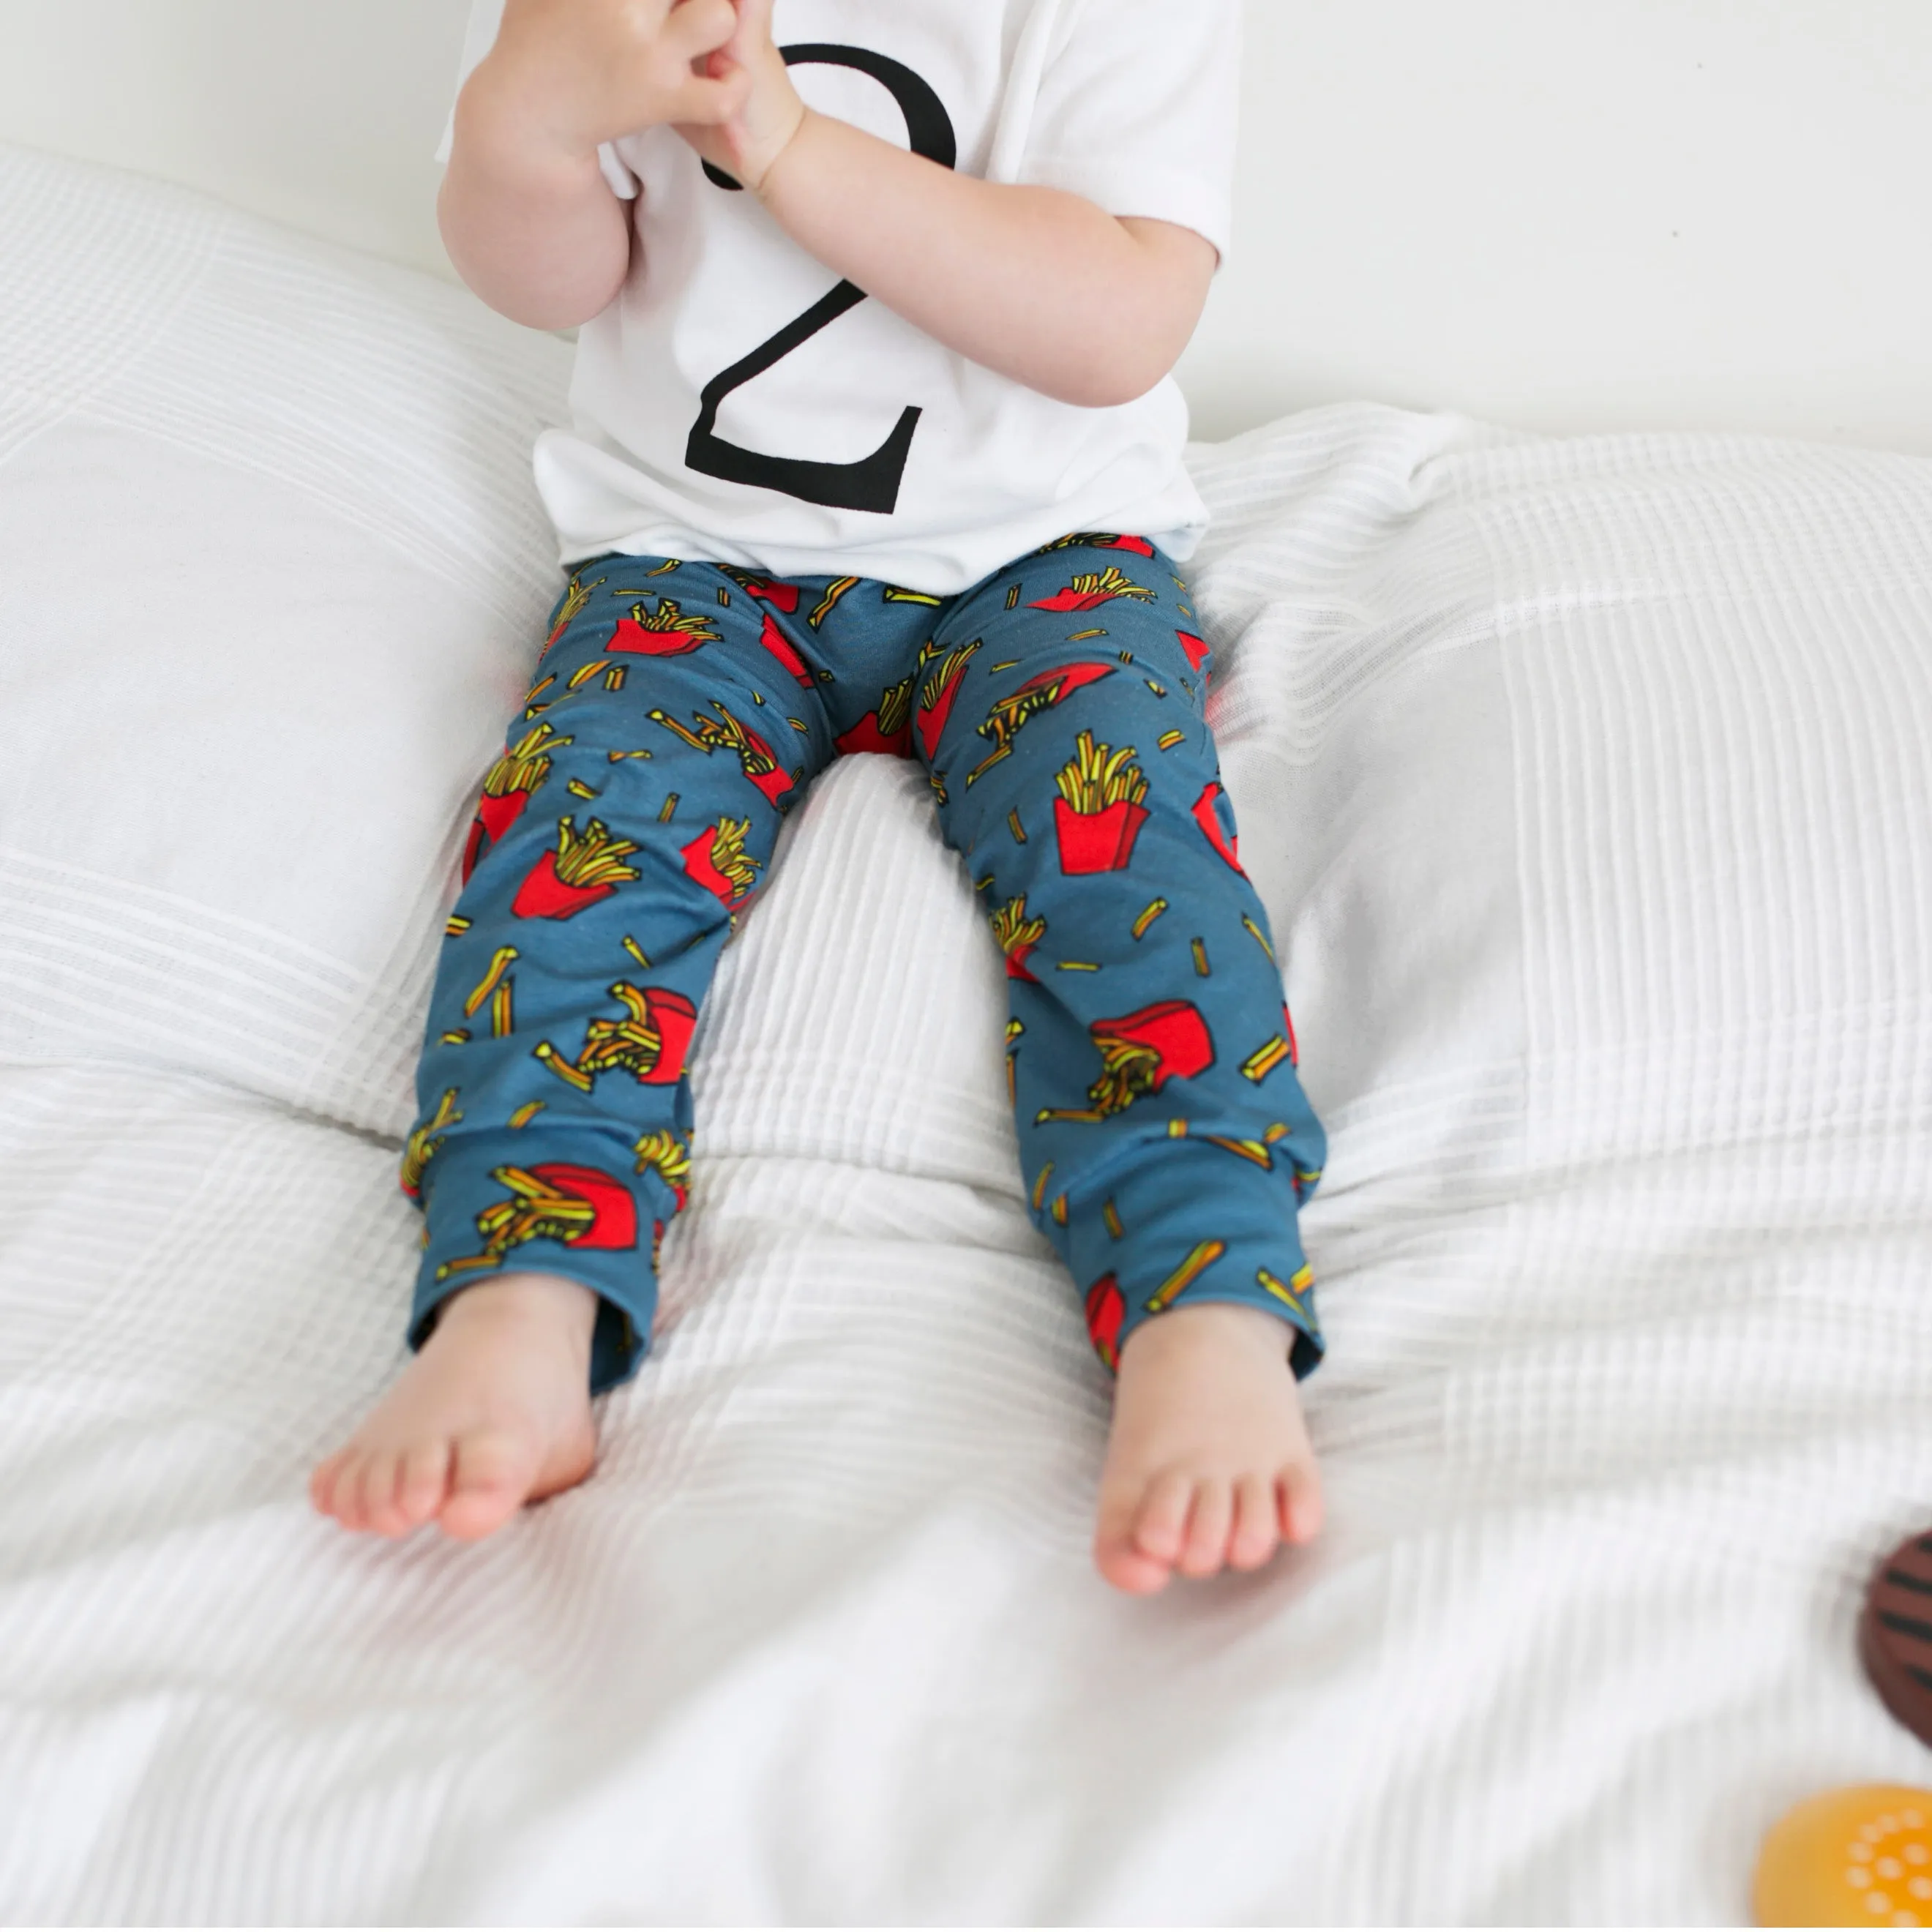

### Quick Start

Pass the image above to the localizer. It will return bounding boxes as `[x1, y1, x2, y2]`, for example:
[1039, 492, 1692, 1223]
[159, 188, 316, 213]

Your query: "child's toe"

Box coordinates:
[1093, 1527, 1175, 1594]
[362, 1449, 416, 1538]
[1177, 1476, 1234, 1577]
[396, 1438, 452, 1529]
[308, 1450, 348, 1519]
[1096, 1478, 1171, 1593]
[1278, 1462, 1324, 1544]
[1109, 1550, 1175, 1594]
[1130, 1469, 1194, 1565]
[1227, 1473, 1280, 1570]
[347, 1450, 394, 1532]
[321, 1450, 362, 1528]
[438, 1430, 538, 1542]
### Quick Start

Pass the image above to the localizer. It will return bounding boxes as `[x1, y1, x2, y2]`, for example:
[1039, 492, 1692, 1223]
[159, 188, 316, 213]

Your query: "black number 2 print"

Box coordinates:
[688, 45, 956, 515]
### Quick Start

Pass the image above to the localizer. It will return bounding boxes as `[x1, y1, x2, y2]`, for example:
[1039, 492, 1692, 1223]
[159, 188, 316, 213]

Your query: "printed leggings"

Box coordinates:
[405, 536, 1328, 1393]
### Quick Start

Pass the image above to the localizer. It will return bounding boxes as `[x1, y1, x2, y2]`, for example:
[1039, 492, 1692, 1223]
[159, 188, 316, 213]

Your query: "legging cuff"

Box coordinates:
[409, 1128, 664, 1395]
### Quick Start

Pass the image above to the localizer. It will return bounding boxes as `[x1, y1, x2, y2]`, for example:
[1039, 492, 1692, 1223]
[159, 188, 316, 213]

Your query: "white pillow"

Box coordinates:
[0, 141, 569, 1137]
[1190, 405, 1932, 1394]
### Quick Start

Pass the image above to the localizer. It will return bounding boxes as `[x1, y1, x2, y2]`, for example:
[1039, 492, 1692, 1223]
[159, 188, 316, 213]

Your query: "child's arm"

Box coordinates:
[440, 0, 749, 331]
[685, 3, 1220, 410]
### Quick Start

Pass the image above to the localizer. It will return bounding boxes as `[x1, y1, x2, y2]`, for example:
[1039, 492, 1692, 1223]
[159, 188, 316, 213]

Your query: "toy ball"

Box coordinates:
[1862, 1531, 1932, 1751]
[1753, 1786, 1932, 1926]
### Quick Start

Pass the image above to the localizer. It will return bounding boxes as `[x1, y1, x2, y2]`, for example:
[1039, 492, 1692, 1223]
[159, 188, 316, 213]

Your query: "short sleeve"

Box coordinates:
[434, 0, 637, 200]
[1016, 0, 1241, 263]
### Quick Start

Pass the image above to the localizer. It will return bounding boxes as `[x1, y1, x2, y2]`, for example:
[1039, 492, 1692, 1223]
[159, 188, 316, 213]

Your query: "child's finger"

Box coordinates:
[662, 0, 741, 64]
[664, 66, 751, 125]
[730, 0, 776, 43]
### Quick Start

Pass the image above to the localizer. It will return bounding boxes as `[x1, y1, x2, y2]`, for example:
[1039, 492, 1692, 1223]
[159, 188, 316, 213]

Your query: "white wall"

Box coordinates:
[0, 0, 464, 280]
[1181, 1, 1932, 450]
[2, 0, 1928, 453]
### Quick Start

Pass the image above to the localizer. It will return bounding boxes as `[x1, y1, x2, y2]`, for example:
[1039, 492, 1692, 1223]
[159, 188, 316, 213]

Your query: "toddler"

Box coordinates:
[311, 0, 1329, 1594]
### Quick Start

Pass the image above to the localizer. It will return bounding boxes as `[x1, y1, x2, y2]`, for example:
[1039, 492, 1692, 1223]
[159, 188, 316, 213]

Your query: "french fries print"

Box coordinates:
[400, 1088, 463, 1201]
[533, 983, 697, 1093]
[680, 816, 760, 907]
[989, 895, 1046, 982]
[1085, 1273, 1126, 1370]
[1191, 781, 1245, 872]
[1037, 1000, 1216, 1125]
[835, 675, 915, 757]
[756, 610, 815, 688]
[542, 572, 605, 656]
[1143, 1238, 1227, 1314]
[651, 700, 796, 809]
[913, 640, 981, 761]
[1053, 730, 1148, 874]
[721, 569, 801, 613]
[1258, 1263, 1315, 1322]
[605, 596, 720, 656]
[435, 1162, 638, 1282]
[967, 661, 1115, 785]
[512, 816, 643, 920]
[463, 947, 520, 1036]
[632, 1128, 692, 1209]
[1240, 1035, 1294, 1084]
[1029, 565, 1157, 613]
[807, 577, 859, 627]
[1036, 533, 1156, 559]
[463, 722, 574, 883]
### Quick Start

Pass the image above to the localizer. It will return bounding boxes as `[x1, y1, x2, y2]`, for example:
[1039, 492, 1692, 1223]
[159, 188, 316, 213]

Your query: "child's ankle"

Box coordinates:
[433, 1270, 601, 1341]
[1117, 1300, 1300, 1368]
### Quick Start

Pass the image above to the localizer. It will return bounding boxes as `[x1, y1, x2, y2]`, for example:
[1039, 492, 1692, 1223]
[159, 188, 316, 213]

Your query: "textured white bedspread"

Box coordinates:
[1, 144, 1930, 1925]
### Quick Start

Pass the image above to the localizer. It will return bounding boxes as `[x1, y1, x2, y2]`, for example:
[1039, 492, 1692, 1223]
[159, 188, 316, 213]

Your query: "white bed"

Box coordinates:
[1, 141, 1930, 1926]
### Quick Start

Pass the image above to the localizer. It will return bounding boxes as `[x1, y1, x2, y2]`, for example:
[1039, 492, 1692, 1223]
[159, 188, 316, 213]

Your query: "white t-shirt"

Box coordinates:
[445, 0, 1240, 594]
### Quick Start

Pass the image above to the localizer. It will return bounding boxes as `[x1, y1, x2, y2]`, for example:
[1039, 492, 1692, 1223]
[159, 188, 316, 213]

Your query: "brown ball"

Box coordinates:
[1861, 1530, 1932, 1752]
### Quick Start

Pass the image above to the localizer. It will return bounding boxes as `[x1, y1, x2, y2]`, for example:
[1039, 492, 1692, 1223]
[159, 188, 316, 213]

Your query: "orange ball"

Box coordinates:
[1754, 1787, 1932, 1927]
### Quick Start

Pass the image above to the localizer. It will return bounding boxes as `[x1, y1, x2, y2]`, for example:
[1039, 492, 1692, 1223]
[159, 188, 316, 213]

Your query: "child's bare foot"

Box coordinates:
[1094, 1302, 1322, 1595]
[310, 1273, 599, 1543]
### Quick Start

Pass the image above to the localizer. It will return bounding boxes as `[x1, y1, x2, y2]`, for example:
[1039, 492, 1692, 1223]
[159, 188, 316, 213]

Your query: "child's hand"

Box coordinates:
[672, 0, 808, 194]
[474, 0, 752, 164]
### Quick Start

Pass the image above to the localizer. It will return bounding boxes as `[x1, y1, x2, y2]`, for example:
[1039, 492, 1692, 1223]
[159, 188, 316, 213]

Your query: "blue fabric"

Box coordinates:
[404, 537, 1326, 1393]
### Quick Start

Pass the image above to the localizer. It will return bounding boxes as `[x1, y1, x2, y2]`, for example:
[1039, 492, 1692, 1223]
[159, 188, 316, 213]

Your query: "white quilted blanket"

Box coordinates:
[1, 143, 1930, 1925]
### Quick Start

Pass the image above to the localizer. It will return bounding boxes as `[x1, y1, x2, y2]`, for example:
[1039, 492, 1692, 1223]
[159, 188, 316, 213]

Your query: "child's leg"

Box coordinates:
[315, 561, 838, 1539]
[921, 536, 1329, 1592]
